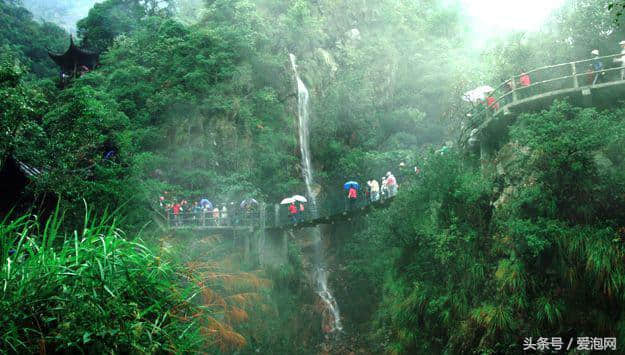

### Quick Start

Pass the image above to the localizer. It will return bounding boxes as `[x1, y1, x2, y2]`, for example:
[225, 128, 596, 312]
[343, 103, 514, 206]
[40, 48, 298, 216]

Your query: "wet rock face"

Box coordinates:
[468, 128, 480, 148]
[319, 333, 372, 355]
[289, 226, 363, 353]
[490, 142, 617, 210]
[493, 186, 516, 209]
[316, 48, 338, 76]
[491, 141, 533, 209]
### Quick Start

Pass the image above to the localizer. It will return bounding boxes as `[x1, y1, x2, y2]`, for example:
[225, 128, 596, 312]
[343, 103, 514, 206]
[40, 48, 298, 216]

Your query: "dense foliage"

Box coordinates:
[0, 61, 140, 223]
[3, 0, 461, 216]
[0, 0, 67, 78]
[338, 101, 625, 353]
[4, 0, 625, 353]
[77, 0, 175, 52]
[0, 208, 204, 353]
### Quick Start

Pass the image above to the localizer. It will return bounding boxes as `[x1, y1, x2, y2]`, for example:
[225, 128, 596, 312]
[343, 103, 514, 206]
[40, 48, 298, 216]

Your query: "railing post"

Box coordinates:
[274, 204, 280, 227]
[510, 77, 518, 102]
[260, 202, 266, 229]
[243, 231, 250, 262]
[571, 62, 579, 88]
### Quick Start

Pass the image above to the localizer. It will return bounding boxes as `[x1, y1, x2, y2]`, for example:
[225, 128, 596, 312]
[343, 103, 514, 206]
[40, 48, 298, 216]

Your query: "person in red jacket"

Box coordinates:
[486, 95, 499, 111]
[519, 72, 531, 87]
[347, 186, 358, 210]
[519, 70, 531, 98]
[172, 202, 182, 226]
[288, 202, 298, 223]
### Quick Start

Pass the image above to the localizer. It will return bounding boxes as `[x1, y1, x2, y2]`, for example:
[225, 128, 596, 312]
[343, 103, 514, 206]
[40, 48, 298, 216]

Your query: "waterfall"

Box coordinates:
[289, 53, 342, 333]
[289, 54, 316, 208]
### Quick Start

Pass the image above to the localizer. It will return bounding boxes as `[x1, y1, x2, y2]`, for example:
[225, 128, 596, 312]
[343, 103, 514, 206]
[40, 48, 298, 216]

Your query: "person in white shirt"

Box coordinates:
[368, 180, 380, 202]
[386, 171, 398, 197]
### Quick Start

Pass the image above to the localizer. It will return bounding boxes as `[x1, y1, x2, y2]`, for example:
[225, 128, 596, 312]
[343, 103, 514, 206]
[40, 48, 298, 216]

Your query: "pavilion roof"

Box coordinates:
[48, 36, 99, 72]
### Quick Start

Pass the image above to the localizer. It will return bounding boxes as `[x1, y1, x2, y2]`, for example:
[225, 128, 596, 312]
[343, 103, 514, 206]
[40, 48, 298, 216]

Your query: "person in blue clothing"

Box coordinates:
[591, 49, 605, 85]
[298, 202, 305, 222]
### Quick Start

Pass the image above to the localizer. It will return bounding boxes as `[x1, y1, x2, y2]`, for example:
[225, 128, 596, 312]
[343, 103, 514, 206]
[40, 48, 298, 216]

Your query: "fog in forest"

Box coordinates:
[2, 0, 625, 353]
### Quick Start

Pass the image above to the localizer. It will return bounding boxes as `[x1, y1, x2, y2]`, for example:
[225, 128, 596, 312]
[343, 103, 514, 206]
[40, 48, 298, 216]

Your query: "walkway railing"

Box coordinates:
[467, 52, 625, 130]
[166, 192, 397, 230]
[167, 209, 260, 229]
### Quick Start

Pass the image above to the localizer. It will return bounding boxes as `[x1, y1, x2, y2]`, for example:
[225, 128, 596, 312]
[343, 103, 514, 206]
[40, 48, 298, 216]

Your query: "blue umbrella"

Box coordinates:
[343, 181, 360, 190]
[200, 199, 213, 209]
[103, 150, 116, 160]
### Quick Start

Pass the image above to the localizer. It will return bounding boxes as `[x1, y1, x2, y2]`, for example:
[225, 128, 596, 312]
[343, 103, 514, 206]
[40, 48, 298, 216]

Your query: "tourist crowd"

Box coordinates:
[159, 193, 259, 227]
[161, 163, 424, 227]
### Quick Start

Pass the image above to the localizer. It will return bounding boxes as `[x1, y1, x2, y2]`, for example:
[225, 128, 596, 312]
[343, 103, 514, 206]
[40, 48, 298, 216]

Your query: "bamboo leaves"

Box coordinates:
[0, 208, 205, 353]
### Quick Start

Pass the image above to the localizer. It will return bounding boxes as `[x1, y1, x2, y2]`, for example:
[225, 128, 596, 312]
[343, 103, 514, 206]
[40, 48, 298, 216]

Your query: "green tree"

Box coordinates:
[0, 1, 67, 78]
[349, 100, 625, 353]
[77, 0, 174, 52]
[0, 60, 46, 157]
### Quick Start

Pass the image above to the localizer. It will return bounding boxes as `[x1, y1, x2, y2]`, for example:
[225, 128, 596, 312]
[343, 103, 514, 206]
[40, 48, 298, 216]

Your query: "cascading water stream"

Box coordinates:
[289, 53, 342, 333]
[290, 54, 315, 208]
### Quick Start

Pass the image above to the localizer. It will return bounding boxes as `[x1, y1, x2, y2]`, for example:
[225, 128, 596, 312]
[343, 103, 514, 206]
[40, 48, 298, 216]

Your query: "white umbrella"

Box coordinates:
[240, 198, 259, 208]
[280, 197, 296, 204]
[462, 85, 494, 103]
[291, 195, 308, 203]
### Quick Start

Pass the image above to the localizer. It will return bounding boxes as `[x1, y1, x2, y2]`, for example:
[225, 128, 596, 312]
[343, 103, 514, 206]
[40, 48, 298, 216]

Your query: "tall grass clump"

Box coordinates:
[0, 206, 204, 353]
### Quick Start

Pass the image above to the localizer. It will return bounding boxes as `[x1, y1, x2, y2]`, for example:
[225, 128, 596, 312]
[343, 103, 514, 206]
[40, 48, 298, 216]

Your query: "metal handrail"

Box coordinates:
[513, 52, 624, 79]
[464, 51, 625, 136]
[164, 187, 400, 229]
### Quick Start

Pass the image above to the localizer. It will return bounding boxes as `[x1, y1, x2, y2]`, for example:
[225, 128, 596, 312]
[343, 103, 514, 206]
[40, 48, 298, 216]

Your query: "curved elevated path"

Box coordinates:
[463, 52, 625, 150]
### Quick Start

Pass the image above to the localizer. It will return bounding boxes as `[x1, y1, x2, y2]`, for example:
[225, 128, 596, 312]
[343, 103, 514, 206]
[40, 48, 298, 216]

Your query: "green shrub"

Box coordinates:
[0, 206, 203, 353]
